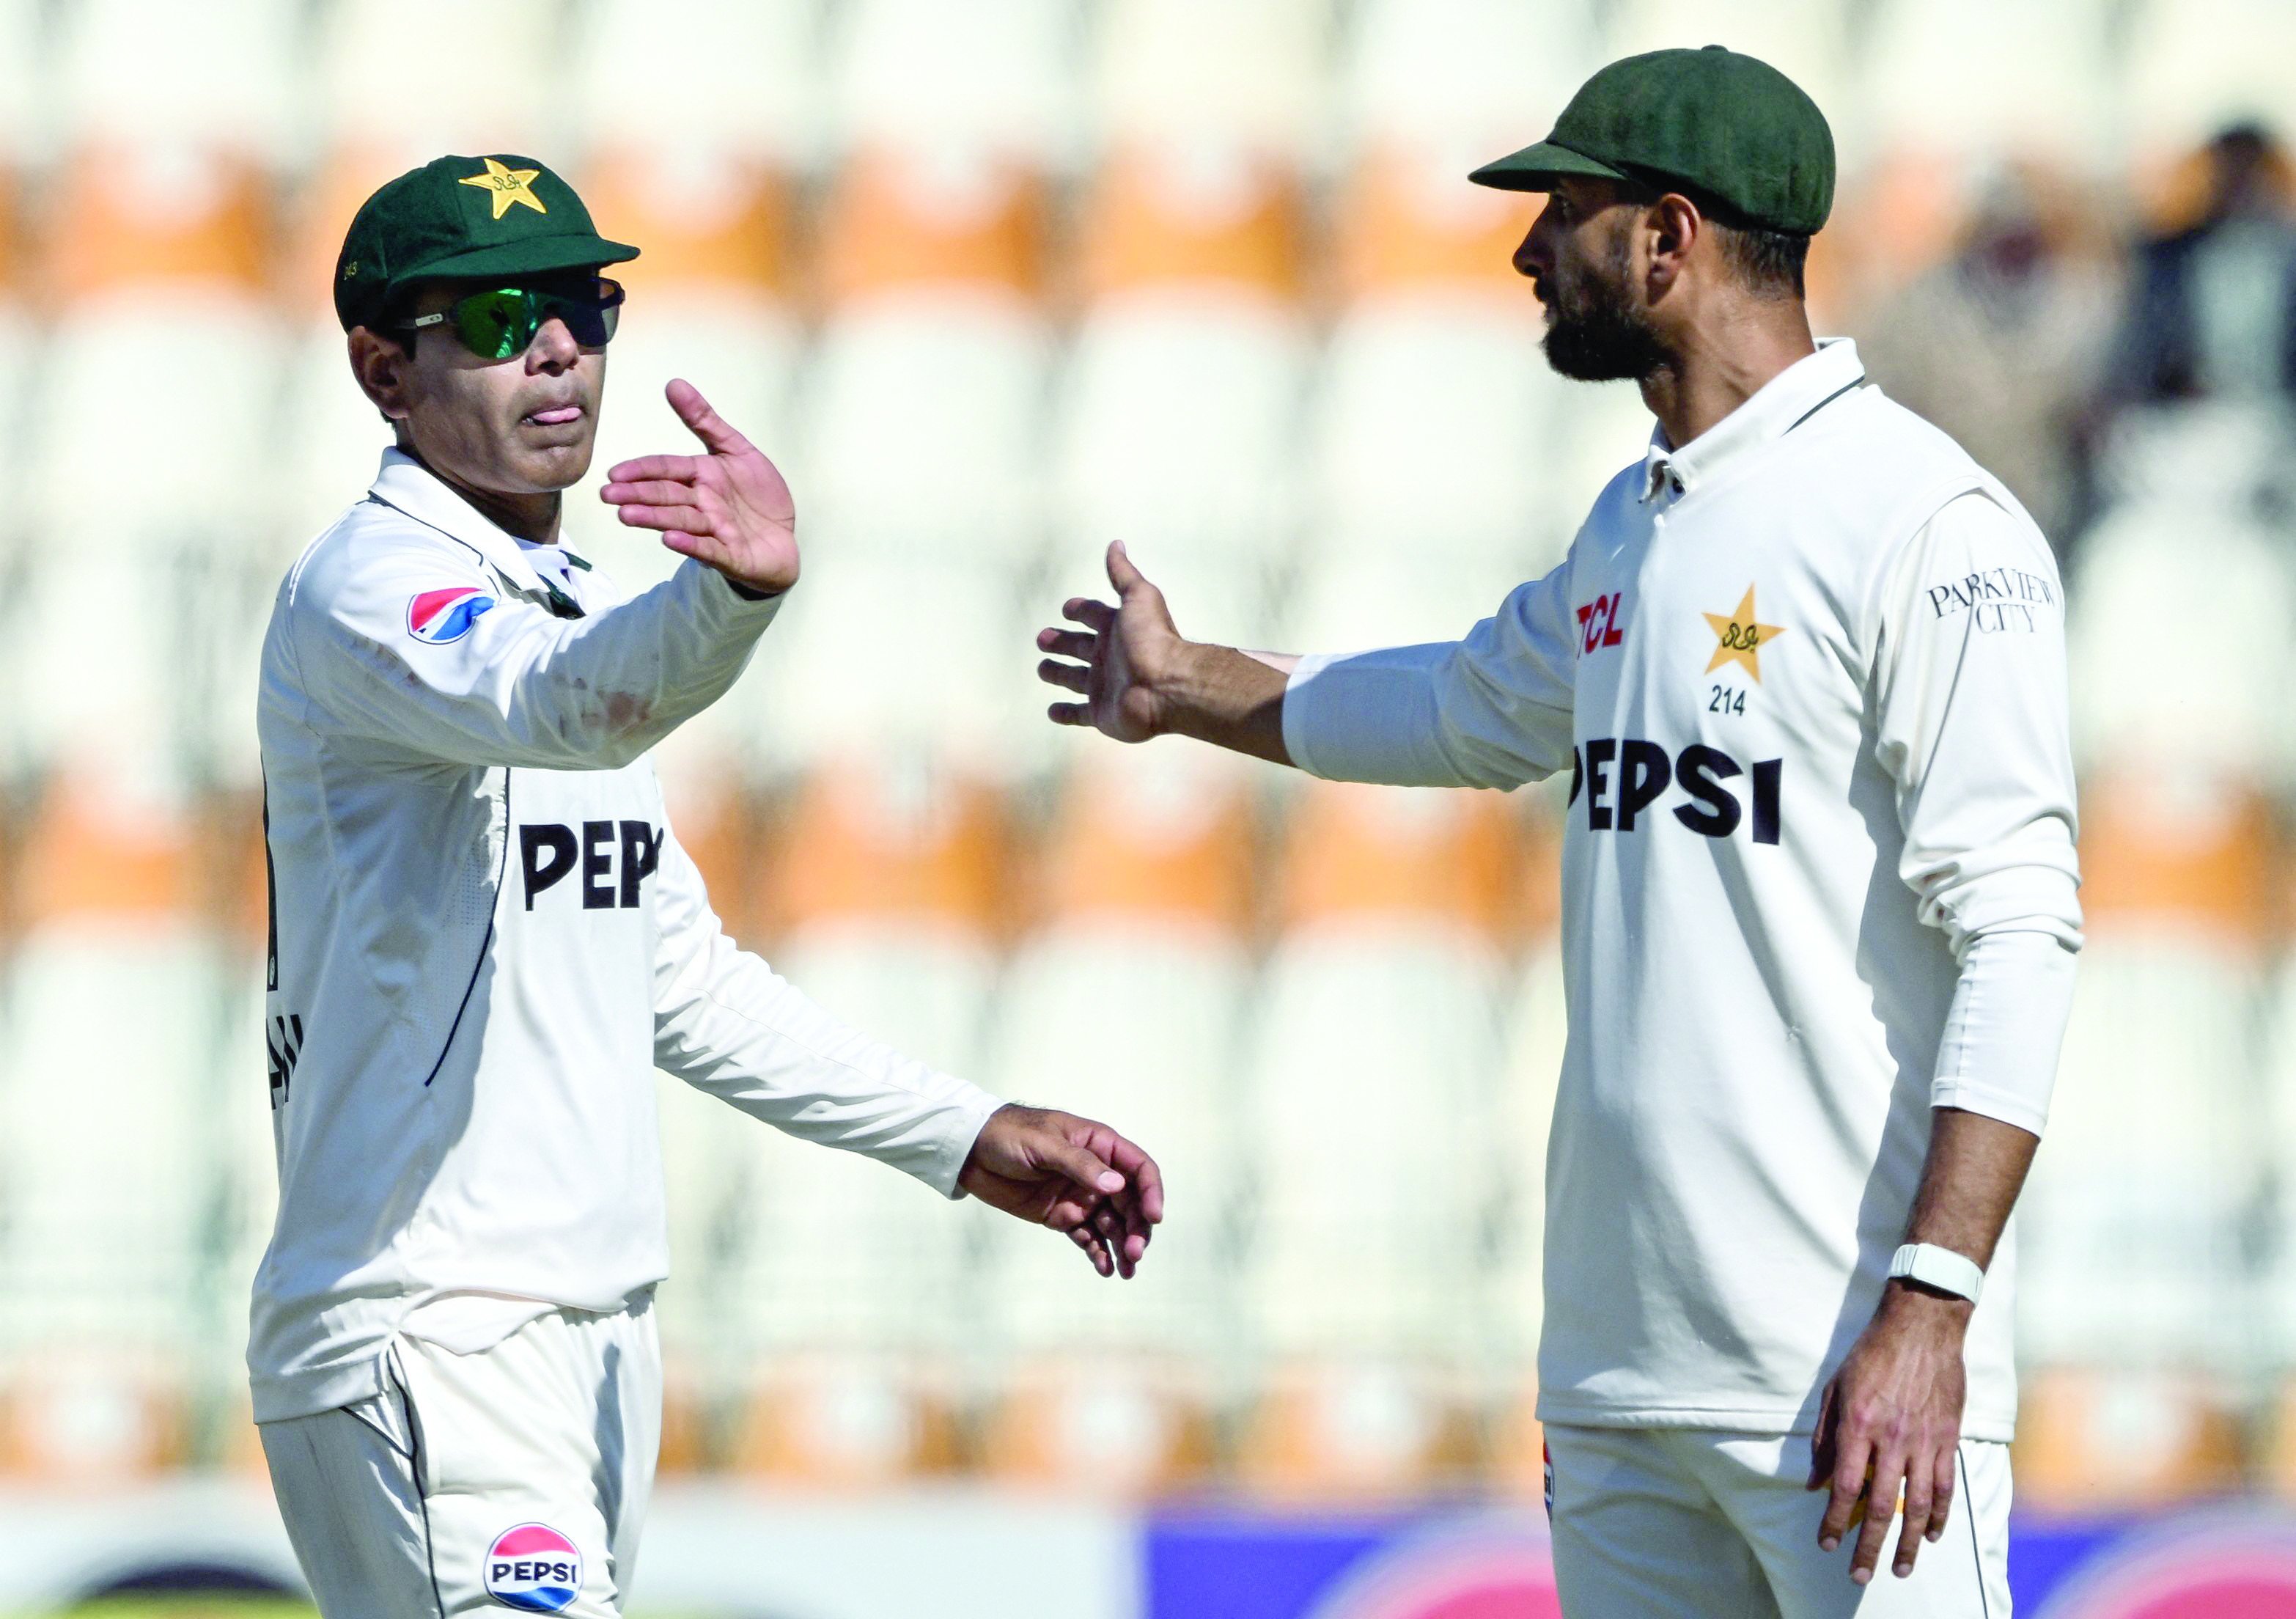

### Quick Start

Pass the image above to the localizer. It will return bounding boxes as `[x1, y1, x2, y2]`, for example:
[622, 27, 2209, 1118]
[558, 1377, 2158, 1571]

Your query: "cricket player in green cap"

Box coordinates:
[1040, 48, 2076, 1614]
[251, 153, 1164, 1617]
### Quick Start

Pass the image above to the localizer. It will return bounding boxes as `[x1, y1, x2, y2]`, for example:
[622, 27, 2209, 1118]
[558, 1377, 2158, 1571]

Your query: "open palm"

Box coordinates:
[1037, 542, 1184, 742]
[600, 378, 799, 595]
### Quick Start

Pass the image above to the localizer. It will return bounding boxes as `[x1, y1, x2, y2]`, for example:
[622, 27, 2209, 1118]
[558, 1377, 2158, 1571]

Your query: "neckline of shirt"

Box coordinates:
[369, 448, 566, 603]
[1640, 338, 1867, 504]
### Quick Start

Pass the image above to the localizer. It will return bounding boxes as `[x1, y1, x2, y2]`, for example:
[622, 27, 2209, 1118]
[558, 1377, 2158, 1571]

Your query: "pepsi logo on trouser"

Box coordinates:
[484, 1522, 583, 1613]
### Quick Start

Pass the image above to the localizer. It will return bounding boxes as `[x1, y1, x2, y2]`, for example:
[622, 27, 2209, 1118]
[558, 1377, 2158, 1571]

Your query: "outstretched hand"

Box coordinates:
[1036, 542, 1187, 743]
[959, 1103, 1165, 1280]
[600, 378, 798, 595]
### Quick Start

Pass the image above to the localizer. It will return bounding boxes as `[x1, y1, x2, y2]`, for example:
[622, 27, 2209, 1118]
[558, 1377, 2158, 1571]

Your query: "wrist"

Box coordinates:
[1880, 1277, 1976, 1331]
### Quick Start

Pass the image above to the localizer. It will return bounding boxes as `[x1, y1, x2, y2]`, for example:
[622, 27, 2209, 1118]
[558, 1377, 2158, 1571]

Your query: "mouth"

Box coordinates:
[523, 404, 584, 428]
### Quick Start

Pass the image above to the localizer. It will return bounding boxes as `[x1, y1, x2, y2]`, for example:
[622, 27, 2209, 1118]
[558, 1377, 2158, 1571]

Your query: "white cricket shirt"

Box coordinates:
[251, 451, 1003, 1423]
[1281, 342, 2081, 1440]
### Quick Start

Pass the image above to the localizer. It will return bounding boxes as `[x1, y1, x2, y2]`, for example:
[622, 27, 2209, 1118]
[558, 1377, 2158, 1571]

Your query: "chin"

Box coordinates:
[509, 440, 597, 493]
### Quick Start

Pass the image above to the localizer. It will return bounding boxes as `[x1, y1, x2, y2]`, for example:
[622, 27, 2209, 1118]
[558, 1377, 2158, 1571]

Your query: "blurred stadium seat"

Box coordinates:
[315, 0, 563, 155]
[828, 0, 1078, 166]
[1092, 0, 1329, 161]
[575, 0, 823, 170]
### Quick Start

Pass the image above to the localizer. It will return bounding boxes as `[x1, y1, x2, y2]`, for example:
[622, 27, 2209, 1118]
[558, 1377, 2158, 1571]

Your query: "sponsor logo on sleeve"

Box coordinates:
[407, 586, 496, 645]
[483, 1522, 583, 1612]
[1575, 592, 1628, 656]
[1926, 566, 2056, 634]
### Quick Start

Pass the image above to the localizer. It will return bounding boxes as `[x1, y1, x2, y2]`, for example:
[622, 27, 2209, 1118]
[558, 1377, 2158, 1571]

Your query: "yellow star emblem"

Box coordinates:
[1703, 584, 1787, 682]
[460, 158, 547, 220]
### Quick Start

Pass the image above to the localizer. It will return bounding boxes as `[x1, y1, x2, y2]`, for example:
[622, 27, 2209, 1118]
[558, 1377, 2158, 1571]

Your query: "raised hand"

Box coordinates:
[1036, 542, 1187, 743]
[600, 378, 798, 595]
[958, 1103, 1165, 1280]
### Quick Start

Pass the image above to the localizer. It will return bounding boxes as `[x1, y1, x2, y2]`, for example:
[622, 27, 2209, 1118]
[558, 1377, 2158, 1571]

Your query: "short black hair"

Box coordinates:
[1710, 219, 1811, 300]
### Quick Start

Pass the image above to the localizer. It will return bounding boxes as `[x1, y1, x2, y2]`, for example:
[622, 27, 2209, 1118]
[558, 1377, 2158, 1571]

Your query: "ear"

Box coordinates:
[1644, 193, 1702, 300]
[347, 326, 411, 422]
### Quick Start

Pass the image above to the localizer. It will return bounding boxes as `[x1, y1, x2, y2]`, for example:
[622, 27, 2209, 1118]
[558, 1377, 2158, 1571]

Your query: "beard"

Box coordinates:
[1539, 229, 1668, 382]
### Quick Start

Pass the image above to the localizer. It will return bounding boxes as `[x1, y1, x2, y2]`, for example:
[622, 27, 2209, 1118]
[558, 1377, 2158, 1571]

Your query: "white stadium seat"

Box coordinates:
[1341, 0, 1594, 156]
[1243, 926, 1505, 1358]
[2068, 491, 2296, 788]
[2125, 0, 2296, 158]
[1310, 298, 1559, 575]
[317, 0, 565, 155]
[982, 925, 1249, 1354]
[1093, 0, 1332, 159]
[55, 0, 301, 158]
[574, 0, 823, 169]
[1855, 0, 2115, 171]
[713, 924, 997, 1354]
[2019, 933, 2264, 1372]
[803, 298, 1051, 569]
[828, 0, 1080, 166]
[1052, 293, 1307, 644]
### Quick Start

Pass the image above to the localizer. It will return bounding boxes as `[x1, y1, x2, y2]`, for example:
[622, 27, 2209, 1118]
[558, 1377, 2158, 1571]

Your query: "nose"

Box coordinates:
[527, 315, 579, 373]
[1514, 200, 1558, 281]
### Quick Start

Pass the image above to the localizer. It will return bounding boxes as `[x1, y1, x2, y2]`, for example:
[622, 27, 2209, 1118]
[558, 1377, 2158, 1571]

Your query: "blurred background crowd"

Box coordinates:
[0, 0, 2291, 1540]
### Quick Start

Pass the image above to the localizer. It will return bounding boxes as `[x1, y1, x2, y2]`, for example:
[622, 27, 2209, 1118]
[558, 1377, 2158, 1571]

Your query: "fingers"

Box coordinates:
[617, 503, 713, 535]
[1817, 1431, 1873, 1556]
[1806, 1383, 1837, 1489]
[1927, 1445, 1957, 1543]
[599, 478, 698, 507]
[1037, 628, 1097, 661]
[1048, 702, 1089, 726]
[604, 453, 702, 485]
[1105, 1134, 1166, 1227]
[1068, 1222, 1114, 1278]
[1893, 1453, 1935, 1579]
[1063, 598, 1116, 633]
[1850, 1448, 1906, 1585]
[1045, 1138, 1125, 1198]
[1038, 658, 1089, 694]
[665, 377, 756, 457]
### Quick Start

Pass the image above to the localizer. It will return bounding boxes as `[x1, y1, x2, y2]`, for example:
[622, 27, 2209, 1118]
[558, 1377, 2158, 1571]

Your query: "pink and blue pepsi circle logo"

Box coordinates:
[407, 585, 496, 645]
[482, 1522, 583, 1612]
[1307, 1519, 1560, 1619]
[2036, 1513, 2296, 1619]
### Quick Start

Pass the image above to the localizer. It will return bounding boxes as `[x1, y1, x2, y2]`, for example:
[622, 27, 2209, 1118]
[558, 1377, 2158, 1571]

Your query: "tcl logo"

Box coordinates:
[1575, 592, 1627, 655]
[1569, 738, 1782, 845]
[520, 820, 662, 910]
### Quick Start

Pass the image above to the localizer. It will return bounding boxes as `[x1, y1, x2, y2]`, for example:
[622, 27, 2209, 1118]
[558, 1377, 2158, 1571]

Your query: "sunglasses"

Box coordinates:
[397, 276, 625, 360]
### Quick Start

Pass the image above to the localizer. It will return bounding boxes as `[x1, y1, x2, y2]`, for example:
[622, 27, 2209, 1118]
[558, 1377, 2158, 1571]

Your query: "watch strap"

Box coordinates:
[1888, 1242, 1984, 1303]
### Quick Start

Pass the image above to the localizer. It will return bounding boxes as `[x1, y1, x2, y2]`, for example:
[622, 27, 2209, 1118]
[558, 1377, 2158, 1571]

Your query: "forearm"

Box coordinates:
[1157, 640, 1295, 765]
[1894, 1106, 2039, 1300]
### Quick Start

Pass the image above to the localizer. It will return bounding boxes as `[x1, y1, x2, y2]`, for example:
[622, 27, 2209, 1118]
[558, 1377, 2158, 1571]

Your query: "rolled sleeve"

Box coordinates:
[1281, 565, 1581, 790]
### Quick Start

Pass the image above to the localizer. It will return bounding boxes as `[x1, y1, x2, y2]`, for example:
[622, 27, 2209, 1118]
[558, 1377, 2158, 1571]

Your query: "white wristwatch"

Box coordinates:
[1888, 1243, 1985, 1303]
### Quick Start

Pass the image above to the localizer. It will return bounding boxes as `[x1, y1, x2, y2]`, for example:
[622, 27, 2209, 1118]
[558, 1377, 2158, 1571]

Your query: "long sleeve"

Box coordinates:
[1280, 560, 1581, 789]
[287, 526, 783, 770]
[1872, 489, 2083, 958]
[1930, 928, 2077, 1134]
[649, 819, 1002, 1197]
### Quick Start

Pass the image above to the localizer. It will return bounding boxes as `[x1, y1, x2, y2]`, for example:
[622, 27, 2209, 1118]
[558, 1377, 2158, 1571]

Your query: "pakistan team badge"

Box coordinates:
[461, 158, 548, 219]
[1704, 584, 1786, 682]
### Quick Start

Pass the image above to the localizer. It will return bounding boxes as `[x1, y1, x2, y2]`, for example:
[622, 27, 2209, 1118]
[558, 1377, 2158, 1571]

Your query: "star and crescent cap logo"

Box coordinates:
[1704, 584, 1786, 682]
[461, 157, 548, 220]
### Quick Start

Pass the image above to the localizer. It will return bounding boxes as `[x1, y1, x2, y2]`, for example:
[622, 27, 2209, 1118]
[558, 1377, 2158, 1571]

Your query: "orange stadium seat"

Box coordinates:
[764, 759, 1009, 943]
[1238, 1361, 1479, 1502]
[1337, 142, 1534, 304]
[726, 1353, 961, 1487]
[0, 1356, 188, 1486]
[982, 1356, 1217, 1496]
[816, 145, 1046, 307]
[2014, 1368, 2246, 1511]
[579, 148, 792, 302]
[2076, 774, 2281, 948]
[41, 142, 272, 304]
[1077, 143, 1303, 304]
[1276, 779, 1526, 948]
[1028, 752, 1255, 936]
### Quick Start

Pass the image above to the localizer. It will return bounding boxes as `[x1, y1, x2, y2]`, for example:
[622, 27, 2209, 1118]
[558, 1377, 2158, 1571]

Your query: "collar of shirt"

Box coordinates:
[367, 447, 567, 603]
[1639, 337, 1867, 505]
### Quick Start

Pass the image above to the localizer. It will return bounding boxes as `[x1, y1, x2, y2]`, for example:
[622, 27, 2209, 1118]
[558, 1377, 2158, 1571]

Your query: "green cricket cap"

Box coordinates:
[334, 153, 639, 332]
[1470, 45, 1834, 236]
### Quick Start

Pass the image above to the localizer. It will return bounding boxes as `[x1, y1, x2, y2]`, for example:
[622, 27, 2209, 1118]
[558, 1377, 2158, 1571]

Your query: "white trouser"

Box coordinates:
[1545, 1424, 2013, 1619]
[259, 1299, 662, 1618]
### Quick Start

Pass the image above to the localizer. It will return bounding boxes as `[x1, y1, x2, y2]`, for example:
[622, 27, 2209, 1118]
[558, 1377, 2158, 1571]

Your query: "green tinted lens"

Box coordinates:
[451, 288, 539, 360]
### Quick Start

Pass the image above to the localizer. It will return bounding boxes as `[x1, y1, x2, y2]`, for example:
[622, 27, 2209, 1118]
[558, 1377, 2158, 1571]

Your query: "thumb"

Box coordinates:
[1048, 1137, 1126, 1197]
[1106, 540, 1147, 598]
[665, 377, 752, 457]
